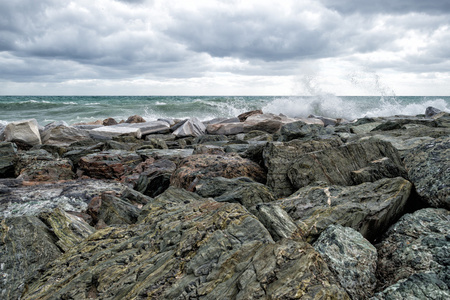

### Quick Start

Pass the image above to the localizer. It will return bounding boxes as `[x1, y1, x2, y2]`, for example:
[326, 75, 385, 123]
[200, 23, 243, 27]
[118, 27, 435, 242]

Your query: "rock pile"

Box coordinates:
[0, 108, 449, 299]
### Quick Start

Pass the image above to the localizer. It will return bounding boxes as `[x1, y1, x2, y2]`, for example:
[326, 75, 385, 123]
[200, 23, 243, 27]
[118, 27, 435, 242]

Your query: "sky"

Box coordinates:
[1, 0, 450, 96]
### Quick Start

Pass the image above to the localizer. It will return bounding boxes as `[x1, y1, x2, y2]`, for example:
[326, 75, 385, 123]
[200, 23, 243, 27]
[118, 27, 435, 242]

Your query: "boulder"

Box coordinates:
[313, 224, 378, 299]
[41, 125, 90, 145]
[287, 140, 406, 190]
[131, 158, 176, 198]
[78, 150, 142, 179]
[375, 208, 450, 294]
[125, 115, 145, 123]
[244, 113, 298, 133]
[263, 138, 343, 198]
[102, 117, 118, 126]
[278, 120, 334, 141]
[172, 117, 206, 137]
[0, 142, 17, 177]
[193, 176, 275, 208]
[21, 187, 349, 299]
[170, 153, 267, 191]
[0, 216, 62, 300]
[276, 177, 413, 242]
[425, 106, 443, 118]
[90, 125, 143, 139]
[136, 148, 194, 161]
[4, 119, 42, 146]
[40, 207, 95, 252]
[402, 137, 450, 209]
[238, 109, 263, 122]
[206, 122, 245, 135]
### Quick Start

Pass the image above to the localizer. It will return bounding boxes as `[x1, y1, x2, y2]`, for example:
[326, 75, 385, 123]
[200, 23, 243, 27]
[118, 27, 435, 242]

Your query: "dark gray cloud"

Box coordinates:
[0, 0, 449, 95]
[321, 0, 450, 15]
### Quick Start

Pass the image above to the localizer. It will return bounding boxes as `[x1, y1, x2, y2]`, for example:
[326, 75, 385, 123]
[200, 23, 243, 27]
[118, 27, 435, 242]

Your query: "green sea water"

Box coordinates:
[0, 95, 449, 126]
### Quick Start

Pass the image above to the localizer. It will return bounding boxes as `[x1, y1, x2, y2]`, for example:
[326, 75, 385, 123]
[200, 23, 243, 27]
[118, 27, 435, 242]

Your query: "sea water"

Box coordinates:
[0, 95, 449, 126]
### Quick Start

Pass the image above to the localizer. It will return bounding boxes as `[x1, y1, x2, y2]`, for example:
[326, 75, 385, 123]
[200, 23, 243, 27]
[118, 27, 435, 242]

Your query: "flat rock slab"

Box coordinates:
[275, 177, 412, 242]
[0, 179, 128, 218]
[21, 187, 349, 299]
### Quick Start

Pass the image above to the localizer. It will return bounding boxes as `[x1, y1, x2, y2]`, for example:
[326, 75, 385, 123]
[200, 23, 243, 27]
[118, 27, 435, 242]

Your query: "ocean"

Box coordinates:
[1, 95, 449, 126]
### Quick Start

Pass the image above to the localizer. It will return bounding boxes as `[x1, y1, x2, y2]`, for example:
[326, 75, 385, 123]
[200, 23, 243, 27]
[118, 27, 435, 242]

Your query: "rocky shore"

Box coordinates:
[0, 107, 449, 299]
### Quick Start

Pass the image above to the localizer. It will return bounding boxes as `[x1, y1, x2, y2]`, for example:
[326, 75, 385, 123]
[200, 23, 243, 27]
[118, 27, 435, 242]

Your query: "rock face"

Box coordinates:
[403, 137, 450, 209]
[21, 187, 349, 299]
[171, 153, 267, 190]
[4, 119, 42, 146]
[276, 177, 413, 242]
[287, 140, 406, 190]
[263, 139, 343, 198]
[375, 208, 450, 295]
[41, 125, 90, 145]
[313, 224, 378, 299]
[0, 216, 62, 300]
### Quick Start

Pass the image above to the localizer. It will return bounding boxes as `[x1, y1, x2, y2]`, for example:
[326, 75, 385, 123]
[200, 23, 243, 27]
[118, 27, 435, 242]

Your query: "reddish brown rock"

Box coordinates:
[238, 109, 263, 122]
[171, 153, 267, 191]
[102, 117, 118, 126]
[78, 150, 143, 179]
[125, 115, 146, 123]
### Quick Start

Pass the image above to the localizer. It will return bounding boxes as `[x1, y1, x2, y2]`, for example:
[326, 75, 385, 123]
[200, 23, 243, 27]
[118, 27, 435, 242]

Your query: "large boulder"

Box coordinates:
[78, 150, 143, 179]
[0, 142, 17, 177]
[375, 208, 450, 295]
[278, 120, 334, 141]
[193, 176, 276, 208]
[171, 153, 267, 190]
[41, 125, 90, 145]
[313, 224, 378, 299]
[172, 117, 206, 137]
[276, 177, 413, 242]
[287, 140, 406, 190]
[0, 216, 62, 300]
[402, 137, 450, 209]
[4, 119, 42, 146]
[21, 187, 349, 299]
[263, 138, 343, 198]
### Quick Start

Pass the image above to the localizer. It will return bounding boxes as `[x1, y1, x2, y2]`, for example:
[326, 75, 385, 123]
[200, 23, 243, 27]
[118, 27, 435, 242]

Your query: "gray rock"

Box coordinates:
[0, 142, 17, 177]
[276, 177, 412, 242]
[41, 125, 90, 145]
[313, 224, 378, 299]
[263, 138, 343, 198]
[426, 106, 443, 118]
[403, 137, 450, 209]
[287, 140, 406, 190]
[0, 179, 128, 218]
[372, 272, 450, 300]
[279, 120, 334, 141]
[136, 148, 194, 161]
[93, 192, 141, 226]
[376, 208, 450, 293]
[0, 216, 62, 300]
[172, 117, 206, 137]
[90, 125, 143, 139]
[206, 121, 246, 135]
[21, 187, 349, 299]
[4, 119, 42, 146]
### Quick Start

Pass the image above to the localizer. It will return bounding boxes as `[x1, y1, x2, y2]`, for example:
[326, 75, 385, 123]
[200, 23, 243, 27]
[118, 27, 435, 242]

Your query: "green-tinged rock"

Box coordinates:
[40, 207, 95, 252]
[279, 121, 334, 141]
[276, 177, 412, 242]
[0, 216, 62, 300]
[313, 224, 378, 299]
[21, 187, 349, 299]
[194, 176, 275, 208]
[263, 138, 343, 198]
[375, 208, 450, 293]
[403, 137, 450, 209]
[93, 192, 141, 226]
[287, 140, 406, 190]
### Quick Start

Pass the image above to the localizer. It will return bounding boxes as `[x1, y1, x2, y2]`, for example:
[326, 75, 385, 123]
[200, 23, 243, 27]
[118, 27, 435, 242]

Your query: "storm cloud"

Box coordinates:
[0, 0, 449, 95]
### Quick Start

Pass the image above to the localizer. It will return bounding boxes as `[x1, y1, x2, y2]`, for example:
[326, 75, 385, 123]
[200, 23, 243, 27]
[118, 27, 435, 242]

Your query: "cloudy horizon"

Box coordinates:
[1, 0, 450, 96]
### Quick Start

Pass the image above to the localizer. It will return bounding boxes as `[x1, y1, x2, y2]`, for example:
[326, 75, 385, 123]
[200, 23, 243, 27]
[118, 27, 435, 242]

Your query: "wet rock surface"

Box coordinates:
[0, 108, 448, 299]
